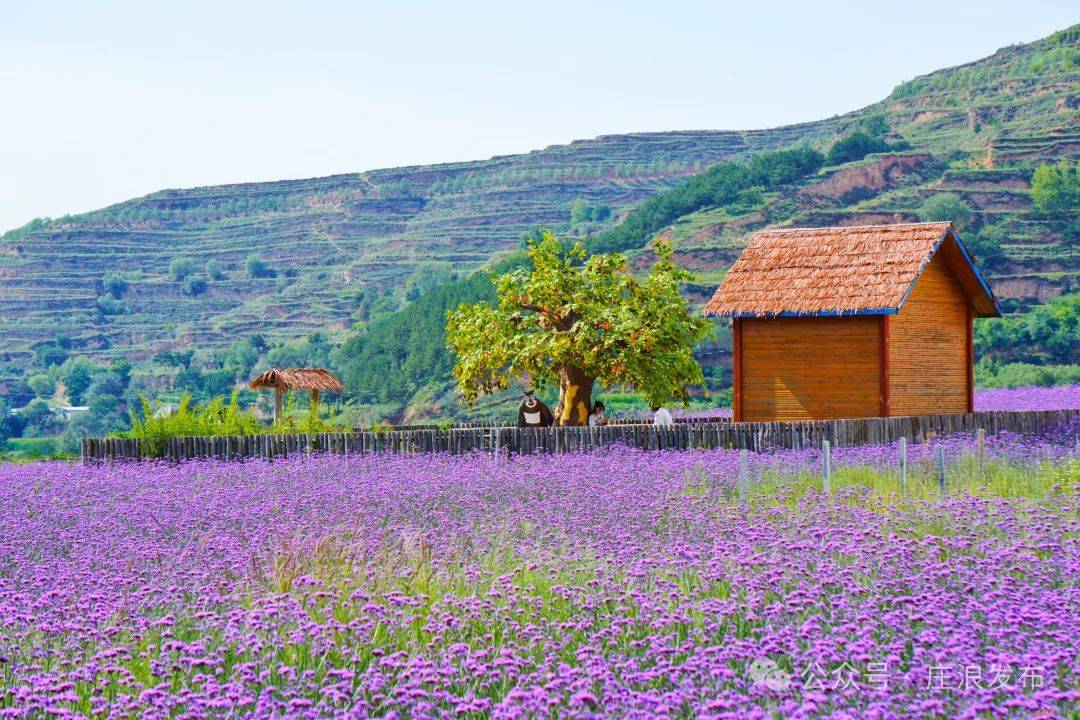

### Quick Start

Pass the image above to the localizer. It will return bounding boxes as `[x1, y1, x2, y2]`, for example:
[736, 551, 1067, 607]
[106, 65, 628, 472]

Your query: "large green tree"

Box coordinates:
[1030, 160, 1079, 214]
[447, 231, 711, 426]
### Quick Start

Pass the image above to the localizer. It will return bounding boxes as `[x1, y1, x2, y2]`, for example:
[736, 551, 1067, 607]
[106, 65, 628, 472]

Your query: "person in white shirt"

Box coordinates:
[652, 404, 673, 428]
[588, 401, 606, 427]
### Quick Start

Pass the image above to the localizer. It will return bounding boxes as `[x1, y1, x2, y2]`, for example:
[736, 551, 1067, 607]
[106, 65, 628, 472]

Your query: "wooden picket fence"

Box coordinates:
[82, 408, 1076, 463]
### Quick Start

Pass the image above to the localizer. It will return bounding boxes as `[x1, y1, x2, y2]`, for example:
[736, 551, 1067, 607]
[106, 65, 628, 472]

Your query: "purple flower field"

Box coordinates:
[0, 429, 1077, 719]
[974, 385, 1080, 412]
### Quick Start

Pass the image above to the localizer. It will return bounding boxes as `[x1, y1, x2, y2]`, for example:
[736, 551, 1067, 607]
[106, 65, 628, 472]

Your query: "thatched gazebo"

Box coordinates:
[248, 368, 344, 422]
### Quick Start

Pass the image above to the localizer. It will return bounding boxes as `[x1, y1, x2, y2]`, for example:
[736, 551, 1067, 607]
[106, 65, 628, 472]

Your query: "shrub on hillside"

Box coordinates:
[569, 199, 612, 224]
[102, 272, 128, 298]
[968, 224, 1006, 268]
[63, 359, 95, 405]
[917, 193, 973, 228]
[205, 259, 225, 280]
[168, 257, 197, 281]
[245, 253, 270, 278]
[97, 294, 123, 315]
[182, 276, 207, 296]
[27, 373, 53, 398]
[1030, 160, 1079, 214]
[826, 131, 892, 165]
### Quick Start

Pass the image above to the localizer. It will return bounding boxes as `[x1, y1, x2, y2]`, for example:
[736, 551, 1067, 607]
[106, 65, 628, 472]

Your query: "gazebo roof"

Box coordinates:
[704, 222, 1001, 319]
[249, 368, 344, 392]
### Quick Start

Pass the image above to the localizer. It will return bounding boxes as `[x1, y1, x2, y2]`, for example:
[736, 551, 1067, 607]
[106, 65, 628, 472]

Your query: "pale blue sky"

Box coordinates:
[0, 1, 1075, 232]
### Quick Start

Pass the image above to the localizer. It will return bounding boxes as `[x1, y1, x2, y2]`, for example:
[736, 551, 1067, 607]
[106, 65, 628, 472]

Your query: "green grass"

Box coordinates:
[723, 456, 1079, 509]
[0, 436, 74, 462]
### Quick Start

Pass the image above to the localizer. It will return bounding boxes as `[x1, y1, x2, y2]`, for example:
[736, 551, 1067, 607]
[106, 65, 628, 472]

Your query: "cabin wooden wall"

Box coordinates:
[888, 252, 972, 415]
[738, 316, 881, 421]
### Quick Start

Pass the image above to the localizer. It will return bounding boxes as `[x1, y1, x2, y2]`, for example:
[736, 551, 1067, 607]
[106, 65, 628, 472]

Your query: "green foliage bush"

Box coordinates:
[205, 259, 225, 280]
[826, 131, 893, 165]
[63, 359, 95, 405]
[917, 193, 972, 228]
[968, 224, 1006, 268]
[183, 276, 207, 296]
[118, 390, 343, 454]
[19, 399, 54, 434]
[97, 294, 123, 315]
[569, 199, 612, 224]
[246, 253, 270, 278]
[102, 272, 128, 298]
[975, 294, 1079, 364]
[124, 392, 264, 454]
[27, 373, 53, 398]
[168, 257, 197, 281]
[975, 359, 1080, 388]
[1030, 161, 1079, 214]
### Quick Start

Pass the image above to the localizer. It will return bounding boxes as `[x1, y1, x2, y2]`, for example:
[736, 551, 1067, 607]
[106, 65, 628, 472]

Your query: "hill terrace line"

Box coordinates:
[705, 222, 1001, 423]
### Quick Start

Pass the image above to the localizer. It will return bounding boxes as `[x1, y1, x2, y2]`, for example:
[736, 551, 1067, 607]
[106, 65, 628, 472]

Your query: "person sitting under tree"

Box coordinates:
[517, 390, 554, 428]
[588, 401, 607, 427]
[652, 404, 673, 428]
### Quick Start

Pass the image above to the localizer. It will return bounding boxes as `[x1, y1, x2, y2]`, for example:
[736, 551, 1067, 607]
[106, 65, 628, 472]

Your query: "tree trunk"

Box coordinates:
[554, 366, 594, 426]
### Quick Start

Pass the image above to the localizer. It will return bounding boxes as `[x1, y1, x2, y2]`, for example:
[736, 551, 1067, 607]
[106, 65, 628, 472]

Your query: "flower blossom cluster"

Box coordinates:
[974, 384, 1080, 412]
[0, 427, 1075, 718]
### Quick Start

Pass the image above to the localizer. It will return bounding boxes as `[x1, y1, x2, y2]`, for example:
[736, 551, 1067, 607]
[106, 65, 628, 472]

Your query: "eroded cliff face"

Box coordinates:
[799, 154, 930, 204]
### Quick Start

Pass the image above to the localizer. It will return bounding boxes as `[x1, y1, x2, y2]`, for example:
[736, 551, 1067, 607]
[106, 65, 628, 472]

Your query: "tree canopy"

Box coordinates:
[1030, 161, 1079, 214]
[917, 193, 972, 228]
[447, 231, 711, 425]
[168, 257, 197, 281]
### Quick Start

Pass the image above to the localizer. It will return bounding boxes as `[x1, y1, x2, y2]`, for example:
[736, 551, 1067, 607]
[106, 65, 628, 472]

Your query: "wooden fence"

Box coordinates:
[82, 408, 1076, 463]
[371, 415, 726, 432]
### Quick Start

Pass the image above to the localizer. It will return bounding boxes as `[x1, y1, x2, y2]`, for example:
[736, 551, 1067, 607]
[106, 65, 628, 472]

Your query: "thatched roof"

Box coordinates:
[249, 368, 344, 392]
[704, 222, 1000, 318]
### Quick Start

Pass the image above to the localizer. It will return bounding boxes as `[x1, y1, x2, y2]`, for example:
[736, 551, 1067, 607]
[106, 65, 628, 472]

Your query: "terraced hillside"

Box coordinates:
[0, 128, 842, 381]
[1, 24, 1077, 409]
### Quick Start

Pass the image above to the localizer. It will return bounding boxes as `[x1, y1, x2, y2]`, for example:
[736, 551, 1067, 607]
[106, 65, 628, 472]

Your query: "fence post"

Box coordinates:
[976, 428, 985, 481]
[936, 445, 946, 494]
[738, 449, 748, 502]
[822, 440, 831, 495]
[898, 437, 907, 496]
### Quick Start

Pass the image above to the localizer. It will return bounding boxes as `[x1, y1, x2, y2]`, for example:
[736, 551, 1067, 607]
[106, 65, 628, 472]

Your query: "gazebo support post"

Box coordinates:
[249, 368, 343, 427]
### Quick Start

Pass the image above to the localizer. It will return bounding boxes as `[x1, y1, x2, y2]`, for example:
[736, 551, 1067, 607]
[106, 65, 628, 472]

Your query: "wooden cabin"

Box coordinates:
[705, 222, 1001, 422]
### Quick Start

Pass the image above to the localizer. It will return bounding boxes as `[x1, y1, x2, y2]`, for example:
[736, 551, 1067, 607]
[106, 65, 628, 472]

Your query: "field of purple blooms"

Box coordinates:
[0, 427, 1077, 719]
[974, 385, 1080, 412]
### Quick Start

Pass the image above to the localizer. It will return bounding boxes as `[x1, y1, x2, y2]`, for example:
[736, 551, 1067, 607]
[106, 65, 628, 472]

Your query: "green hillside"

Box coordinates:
[1, 24, 1077, 428]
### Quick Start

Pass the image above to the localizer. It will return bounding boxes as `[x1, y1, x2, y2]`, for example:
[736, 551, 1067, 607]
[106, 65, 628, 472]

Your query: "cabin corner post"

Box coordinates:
[966, 306, 974, 414]
[879, 314, 890, 417]
[274, 386, 283, 422]
[732, 317, 743, 423]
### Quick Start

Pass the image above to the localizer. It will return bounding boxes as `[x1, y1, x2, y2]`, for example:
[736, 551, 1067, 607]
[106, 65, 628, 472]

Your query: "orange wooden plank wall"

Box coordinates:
[888, 253, 971, 416]
[739, 316, 881, 421]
